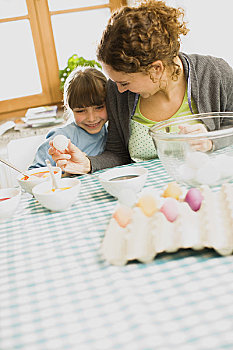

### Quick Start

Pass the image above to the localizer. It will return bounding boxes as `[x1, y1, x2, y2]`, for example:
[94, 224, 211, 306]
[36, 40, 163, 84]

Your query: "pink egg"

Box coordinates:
[184, 188, 203, 211]
[160, 198, 179, 222]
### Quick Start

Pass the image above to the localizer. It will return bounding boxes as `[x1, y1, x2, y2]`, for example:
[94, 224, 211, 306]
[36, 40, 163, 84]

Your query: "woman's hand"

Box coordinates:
[178, 123, 213, 152]
[48, 139, 91, 174]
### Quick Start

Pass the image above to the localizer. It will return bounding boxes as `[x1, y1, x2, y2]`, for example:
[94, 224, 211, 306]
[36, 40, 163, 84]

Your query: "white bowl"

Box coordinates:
[32, 177, 81, 211]
[17, 166, 62, 194]
[99, 166, 148, 198]
[0, 187, 21, 220]
[149, 112, 233, 187]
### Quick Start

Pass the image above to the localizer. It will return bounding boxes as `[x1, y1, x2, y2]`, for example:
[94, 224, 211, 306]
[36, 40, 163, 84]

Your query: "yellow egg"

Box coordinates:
[137, 194, 158, 217]
[162, 182, 182, 200]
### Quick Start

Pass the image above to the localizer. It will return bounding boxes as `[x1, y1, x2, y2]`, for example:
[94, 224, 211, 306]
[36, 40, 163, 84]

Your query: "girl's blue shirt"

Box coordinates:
[28, 121, 108, 169]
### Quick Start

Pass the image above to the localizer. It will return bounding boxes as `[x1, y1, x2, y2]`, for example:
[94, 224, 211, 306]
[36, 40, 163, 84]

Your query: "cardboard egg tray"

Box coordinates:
[102, 184, 233, 266]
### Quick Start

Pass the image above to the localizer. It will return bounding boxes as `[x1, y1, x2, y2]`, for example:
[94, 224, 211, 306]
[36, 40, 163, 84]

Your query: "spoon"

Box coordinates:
[45, 159, 59, 191]
[0, 157, 29, 179]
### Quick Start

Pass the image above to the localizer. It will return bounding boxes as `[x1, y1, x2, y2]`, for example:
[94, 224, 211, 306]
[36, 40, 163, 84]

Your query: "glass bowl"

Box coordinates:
[149, 112, 233, 187]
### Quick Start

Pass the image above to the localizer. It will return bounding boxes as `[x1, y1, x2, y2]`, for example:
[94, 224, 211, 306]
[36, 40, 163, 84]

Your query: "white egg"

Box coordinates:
[185, 151, 209, 169]
[196, 161, 220, 185]
[53, 135, 69, 152]
[215, 154, 233, 178]
[179, 164, 195, 181]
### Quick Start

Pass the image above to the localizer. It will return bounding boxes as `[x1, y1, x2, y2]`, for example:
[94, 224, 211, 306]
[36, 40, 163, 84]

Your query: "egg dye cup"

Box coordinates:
[0, 187, 21, 220]
[32, 177, 81, 211]
[17, 166, 62, 194]
[99, 166, 148, 199]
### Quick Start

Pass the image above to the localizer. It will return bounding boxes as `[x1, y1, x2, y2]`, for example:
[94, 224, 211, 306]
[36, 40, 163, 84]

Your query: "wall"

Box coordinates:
[127, 0, 233, 68]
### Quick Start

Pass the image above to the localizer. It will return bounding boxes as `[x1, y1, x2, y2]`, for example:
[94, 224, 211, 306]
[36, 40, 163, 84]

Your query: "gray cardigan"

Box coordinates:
[89, 53, 233, 172]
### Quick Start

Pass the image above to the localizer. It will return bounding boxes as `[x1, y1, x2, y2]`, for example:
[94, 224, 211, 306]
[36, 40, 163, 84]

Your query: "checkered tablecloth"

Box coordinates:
[1, 159, 233, 350]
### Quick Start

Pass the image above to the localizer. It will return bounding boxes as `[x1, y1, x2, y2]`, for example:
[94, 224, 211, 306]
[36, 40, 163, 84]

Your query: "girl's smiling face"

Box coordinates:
[72, 104, 108, 134]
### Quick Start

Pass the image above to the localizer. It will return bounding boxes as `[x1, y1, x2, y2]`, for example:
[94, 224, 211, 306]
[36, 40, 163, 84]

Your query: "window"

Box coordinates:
[0, 0, 126, 121]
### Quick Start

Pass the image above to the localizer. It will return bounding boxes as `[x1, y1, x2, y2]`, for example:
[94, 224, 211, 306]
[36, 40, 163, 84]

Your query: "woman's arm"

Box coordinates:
[89, 80, 133, 172]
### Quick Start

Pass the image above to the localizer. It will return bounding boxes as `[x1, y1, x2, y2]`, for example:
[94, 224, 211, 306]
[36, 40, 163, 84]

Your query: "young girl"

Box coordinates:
[29, 67, 108, 170]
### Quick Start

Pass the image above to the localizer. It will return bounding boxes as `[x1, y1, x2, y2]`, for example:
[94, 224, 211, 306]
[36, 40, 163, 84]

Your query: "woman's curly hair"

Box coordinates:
[97, 0, 189, 80]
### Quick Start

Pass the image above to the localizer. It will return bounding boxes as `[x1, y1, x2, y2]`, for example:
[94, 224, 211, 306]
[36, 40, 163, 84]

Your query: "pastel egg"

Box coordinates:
[184, 188, 203, 211]
[113, 205, 133, 228]
[53, 135, 69, 152]
[162, 182, 182, 200]
[160, 198, 179, 222]
[137, 194, 159, 217]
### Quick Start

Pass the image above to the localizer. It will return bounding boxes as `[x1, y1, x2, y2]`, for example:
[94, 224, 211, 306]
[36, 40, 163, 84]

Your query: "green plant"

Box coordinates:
[59, 54, 102, 91]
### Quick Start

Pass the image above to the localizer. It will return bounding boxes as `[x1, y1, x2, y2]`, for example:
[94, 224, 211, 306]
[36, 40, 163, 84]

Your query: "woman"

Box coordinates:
[49, 0, 233, 174]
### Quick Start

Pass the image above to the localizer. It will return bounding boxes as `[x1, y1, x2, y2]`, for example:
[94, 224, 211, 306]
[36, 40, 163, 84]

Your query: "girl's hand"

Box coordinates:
[48, 139, 91, 174]
[178, 123, 213, 152]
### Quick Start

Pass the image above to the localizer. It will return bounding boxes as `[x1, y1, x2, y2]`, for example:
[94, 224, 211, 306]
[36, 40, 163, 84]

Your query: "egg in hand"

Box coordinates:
[53, 135, 69, 152]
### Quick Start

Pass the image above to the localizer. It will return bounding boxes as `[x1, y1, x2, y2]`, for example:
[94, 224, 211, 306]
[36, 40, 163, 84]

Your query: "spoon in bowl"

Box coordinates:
[0, 157, 30, 180]
[45, 159, 60, 191]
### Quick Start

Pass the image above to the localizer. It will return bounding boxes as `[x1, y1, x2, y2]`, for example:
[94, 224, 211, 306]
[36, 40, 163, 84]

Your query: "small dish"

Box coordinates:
[32, 177, 81, 211]
[99, 166, 148, 198]
[17, 166, 62, 194]
[0, 187, 21, 220]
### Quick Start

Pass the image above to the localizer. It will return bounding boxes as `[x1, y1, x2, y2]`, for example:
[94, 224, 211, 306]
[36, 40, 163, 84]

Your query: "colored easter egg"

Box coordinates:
[162, 182, 182, 200]
[160, 198, 179, 222]
[113, 205, 133, 228]
[137, 194, 159, 217]
[184, 188, 203, 211]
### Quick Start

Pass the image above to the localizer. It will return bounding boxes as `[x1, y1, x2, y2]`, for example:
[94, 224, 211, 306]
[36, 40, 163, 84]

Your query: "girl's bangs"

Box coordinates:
[68, 77, 106, 109]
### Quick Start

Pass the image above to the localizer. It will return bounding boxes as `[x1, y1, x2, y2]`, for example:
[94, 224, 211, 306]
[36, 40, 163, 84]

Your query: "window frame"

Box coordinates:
[0, 0, 126, 121]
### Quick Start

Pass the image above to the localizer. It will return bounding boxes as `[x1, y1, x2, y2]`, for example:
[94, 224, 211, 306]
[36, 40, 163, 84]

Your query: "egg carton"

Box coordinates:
[101, 184, 233, 266]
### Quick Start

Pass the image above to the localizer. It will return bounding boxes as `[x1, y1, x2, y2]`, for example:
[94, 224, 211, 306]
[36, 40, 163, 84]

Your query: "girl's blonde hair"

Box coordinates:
[64, 67, 107, 110]
[97, 0, 189, 80]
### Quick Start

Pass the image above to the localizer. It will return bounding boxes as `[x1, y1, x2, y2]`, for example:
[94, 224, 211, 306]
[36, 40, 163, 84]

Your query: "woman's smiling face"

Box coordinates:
[72, 104, 108, 134]
[102, 63, 160, 98]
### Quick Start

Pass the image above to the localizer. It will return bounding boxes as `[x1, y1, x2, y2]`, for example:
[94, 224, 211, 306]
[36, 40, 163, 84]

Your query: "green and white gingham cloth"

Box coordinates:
[0, 159, 233, 350]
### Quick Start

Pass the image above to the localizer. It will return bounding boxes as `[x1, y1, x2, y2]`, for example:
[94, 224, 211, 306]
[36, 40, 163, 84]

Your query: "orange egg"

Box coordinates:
[162, 182, 182, 200]
[113, 206, 133, 228]
[137, 194, 159, 217]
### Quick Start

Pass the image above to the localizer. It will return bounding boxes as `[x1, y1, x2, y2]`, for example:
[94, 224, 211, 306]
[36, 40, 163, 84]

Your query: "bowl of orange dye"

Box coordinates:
[32, 177, 81, 211]
[0, 187, 21, 220]
[17, 166, 62, 194]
